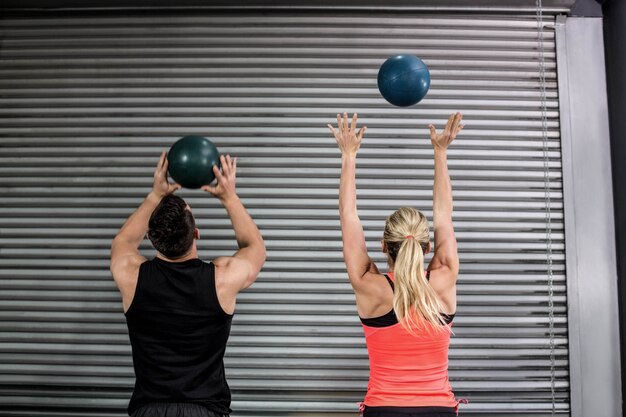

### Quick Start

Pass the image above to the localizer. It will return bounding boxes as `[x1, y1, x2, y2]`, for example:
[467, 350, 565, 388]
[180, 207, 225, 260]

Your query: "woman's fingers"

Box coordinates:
[450, 124, 464, 141]
[428, 124, 437, 137]
[451, 112, 462, 133]
[357, 126, 367, 140]
[330, 113, 364, 147]
[444, 113, 454, 134]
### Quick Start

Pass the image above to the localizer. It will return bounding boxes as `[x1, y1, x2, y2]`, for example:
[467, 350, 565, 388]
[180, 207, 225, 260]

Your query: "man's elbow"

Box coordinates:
[111, 234, 129, 246]
[246, 241, 266, 287]
[109, 255, 120, 276]
[111, 234, 141, 249]
[247, 236, 267, 263]
[245, 259, 265, 289]
[259, 240, 267, 264]
[252, 247, 266, 283]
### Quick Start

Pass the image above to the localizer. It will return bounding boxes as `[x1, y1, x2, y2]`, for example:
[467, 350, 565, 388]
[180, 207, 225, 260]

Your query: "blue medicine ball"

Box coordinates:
[377, 55, 430, 107]
[167, 135, 221, 189]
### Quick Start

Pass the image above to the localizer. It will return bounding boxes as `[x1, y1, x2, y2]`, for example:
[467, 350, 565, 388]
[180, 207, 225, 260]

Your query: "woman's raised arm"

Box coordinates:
[327, 113, 379, 288]
[428, 113, 464, 295]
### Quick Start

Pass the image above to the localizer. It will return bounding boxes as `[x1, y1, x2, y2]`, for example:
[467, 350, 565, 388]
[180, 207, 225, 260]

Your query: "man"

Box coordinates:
[110, 152, 266, 417]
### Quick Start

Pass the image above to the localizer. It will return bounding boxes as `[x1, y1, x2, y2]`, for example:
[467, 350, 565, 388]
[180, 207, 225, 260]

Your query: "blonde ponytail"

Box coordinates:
[384, 207, 448, 333]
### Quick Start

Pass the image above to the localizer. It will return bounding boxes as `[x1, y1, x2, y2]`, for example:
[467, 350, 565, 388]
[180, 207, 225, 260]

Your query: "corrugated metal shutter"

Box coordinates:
[0, 11, 568, 417]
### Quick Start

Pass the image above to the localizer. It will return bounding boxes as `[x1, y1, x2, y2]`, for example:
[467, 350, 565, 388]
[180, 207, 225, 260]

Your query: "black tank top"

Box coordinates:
[124, 258, 233, 416]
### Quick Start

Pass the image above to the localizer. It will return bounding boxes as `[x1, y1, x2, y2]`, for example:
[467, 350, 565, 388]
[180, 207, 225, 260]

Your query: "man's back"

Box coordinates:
[125, 258, 233, 416]
[111, 154, 265, 416]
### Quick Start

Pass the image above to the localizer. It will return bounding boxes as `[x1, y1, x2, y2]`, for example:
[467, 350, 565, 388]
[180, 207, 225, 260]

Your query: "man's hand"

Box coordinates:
[327, 112, 367, 156]
[428, 112, 464, 152]
[153, 151, 181, 198]
[202, 154, 237, 202]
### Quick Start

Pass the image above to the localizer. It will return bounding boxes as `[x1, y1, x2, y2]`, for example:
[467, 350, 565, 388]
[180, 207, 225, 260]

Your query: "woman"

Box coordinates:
[327, 112, 465, 417]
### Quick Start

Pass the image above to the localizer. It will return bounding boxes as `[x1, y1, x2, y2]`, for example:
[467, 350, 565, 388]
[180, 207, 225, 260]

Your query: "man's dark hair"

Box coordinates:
[148, 195, 196, 258]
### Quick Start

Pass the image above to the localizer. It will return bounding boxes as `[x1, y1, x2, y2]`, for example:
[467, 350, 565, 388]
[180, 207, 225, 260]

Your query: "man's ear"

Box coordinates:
[381, 240, 388, 253]
[425, 241, 432, 255]
[194, 228, 200, 240]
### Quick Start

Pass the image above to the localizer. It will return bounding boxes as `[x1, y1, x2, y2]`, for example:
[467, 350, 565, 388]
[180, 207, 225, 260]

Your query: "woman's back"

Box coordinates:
[363, 317, 455, 407]
[328, 112, 465, 416]
[361, 274, 457, 408]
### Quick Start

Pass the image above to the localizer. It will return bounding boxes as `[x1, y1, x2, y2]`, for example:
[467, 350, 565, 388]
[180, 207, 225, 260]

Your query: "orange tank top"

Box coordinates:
[361, 272, 458, 408]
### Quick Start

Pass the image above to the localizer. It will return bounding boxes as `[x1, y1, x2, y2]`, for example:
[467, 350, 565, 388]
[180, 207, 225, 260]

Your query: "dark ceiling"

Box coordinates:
[1, 0, 577, 12]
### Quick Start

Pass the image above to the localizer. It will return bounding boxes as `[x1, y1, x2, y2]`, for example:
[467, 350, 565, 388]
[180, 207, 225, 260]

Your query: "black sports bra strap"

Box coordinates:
[363, 272, 455, 327]
[383, 274, 395, 290]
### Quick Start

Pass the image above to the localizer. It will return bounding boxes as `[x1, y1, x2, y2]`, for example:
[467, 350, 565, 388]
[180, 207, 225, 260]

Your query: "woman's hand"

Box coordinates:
[152, 151, 181, 198]
[327, 112, 367, 156]
[202, 154, 238, 203]
[428, 112, 464, 152]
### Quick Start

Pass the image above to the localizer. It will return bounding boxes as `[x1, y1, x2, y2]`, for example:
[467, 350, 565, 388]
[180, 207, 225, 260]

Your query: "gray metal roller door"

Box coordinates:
[0, 11, 568, 416]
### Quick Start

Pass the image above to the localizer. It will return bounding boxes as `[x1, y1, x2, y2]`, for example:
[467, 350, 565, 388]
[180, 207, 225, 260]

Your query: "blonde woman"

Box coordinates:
[327, 112, 465, 417]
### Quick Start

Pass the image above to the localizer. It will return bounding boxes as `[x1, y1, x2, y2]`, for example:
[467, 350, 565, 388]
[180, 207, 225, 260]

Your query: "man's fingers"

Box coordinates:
[201, 185, 217, 194]
[428, 124, 437, 137]
[224, 155, 237, 180]
[156, 151, 166, 171]
[336, 113, 342, 131]
[219, 155, 229, 176]
[225, 154, 235, 177]
[343, 112, 349, 132]
[212, 164, 224, 183]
